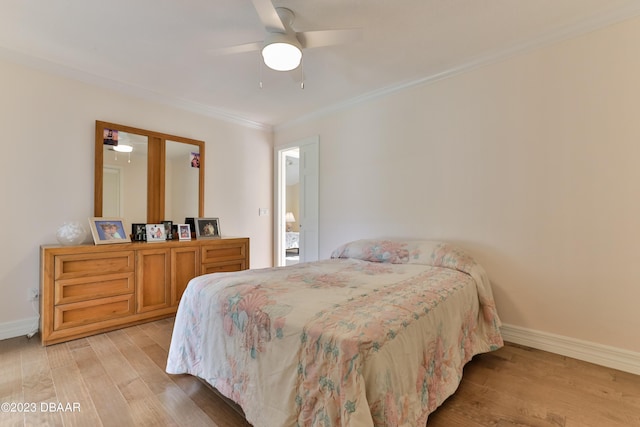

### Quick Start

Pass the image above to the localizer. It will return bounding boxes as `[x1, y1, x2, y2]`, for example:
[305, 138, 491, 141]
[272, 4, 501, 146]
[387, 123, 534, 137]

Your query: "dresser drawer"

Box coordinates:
[54, 251, 134, 280]
[201, 242, 247, 264]
[54, 272, 134, 305]
[54, 294, 135, 330]
[202, 259, 247, 275]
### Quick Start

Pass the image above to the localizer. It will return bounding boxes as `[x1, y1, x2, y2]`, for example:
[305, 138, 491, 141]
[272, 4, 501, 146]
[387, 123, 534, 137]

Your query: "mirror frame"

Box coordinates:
[94, 120, 205, 223]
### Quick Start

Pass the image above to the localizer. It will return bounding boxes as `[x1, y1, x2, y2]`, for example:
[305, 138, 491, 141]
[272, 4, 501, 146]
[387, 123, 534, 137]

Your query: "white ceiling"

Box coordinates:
[2, 1, 640, 128]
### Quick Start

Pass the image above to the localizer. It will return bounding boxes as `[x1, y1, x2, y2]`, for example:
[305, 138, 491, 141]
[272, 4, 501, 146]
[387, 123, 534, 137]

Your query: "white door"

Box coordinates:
[298, 140, 319, 262]
[103, 166, 123, 217]
[274, 136, 319, 266]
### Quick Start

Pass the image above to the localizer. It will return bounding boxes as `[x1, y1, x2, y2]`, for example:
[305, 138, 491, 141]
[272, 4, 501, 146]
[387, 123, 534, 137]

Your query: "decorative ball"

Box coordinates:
[56, 221, 87, 246]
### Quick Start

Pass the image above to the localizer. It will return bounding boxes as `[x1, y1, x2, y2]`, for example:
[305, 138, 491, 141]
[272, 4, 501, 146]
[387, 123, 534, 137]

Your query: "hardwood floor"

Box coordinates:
[1, 318, 638, 426]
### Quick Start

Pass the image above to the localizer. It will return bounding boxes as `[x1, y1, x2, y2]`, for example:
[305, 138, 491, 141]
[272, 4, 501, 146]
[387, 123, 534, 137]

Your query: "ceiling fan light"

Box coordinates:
[262, 34, 302, 71]
[113, 144, 133, 153]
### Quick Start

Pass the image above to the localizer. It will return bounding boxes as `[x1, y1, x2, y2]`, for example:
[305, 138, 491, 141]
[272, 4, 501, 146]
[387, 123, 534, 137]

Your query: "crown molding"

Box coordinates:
[0, 46, 271, 132]
[275, 4, 640, 132]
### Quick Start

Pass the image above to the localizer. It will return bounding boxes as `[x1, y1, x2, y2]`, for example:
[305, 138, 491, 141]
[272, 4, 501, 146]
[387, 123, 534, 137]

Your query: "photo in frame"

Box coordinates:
[194, 217, 220, 239]
[145, 224, 166, 242]
[178, 224, 191, 241]
[89, 217, 131, 245]
[190, 152, 200, 168]
[163, 220, 173, 240]
[132, 223, 147, 241]
[103, 128, 118, 146]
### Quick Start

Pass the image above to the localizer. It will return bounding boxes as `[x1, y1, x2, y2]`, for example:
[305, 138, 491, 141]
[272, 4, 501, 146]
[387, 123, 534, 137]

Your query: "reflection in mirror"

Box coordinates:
[165, 140, 200, 222]
[102, 132, 148, 223]
[95, 120, 205, 225]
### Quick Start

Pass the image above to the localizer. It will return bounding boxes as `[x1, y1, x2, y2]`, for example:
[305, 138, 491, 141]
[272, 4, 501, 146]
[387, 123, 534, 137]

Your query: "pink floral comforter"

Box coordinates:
[166, 240, 503, 426]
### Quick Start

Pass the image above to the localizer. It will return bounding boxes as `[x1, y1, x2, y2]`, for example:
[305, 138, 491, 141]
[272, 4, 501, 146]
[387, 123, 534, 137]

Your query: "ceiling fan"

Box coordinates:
[213, 0, 361, 72]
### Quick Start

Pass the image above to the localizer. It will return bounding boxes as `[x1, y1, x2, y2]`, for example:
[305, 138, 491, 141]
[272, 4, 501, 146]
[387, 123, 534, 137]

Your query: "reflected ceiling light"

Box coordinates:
[113, 144, 133, 153]
[261, 32, 302, 72]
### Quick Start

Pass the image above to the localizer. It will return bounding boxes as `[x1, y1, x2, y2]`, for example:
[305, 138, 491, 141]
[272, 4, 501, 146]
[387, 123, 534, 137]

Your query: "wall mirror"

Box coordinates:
[94, 120, 204, 224]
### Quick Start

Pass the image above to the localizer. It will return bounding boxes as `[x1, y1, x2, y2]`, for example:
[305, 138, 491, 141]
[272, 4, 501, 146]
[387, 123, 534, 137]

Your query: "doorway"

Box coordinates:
[103, 166, 123, 217]
[274, 136, 319, 267]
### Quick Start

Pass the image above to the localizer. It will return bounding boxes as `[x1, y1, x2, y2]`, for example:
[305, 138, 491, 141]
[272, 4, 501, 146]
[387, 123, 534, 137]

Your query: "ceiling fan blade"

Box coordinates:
[296, 29, 362, 49]
[251, 0, 285, 33]
[209, 41, 262, 56]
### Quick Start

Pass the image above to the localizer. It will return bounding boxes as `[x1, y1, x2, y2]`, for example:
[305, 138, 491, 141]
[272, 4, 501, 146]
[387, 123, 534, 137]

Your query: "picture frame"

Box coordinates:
[178, 224, 192, 241]
[190, 152, 200, 168]
[184, 217, 195, 232]
[89, 217, 131, 245]
[194, 217, 221, 239]
[102, 128, 118, 146]
[132, 223, 147, 241]
[145, 223, 166, 242]
[163, 220, 173, 240]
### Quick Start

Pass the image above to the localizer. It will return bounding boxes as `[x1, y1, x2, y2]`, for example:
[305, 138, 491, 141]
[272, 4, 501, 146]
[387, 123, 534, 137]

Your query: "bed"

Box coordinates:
[286, 231, 300, 250]
[166, 239, 503, 426]
[286, 231, 300, 255]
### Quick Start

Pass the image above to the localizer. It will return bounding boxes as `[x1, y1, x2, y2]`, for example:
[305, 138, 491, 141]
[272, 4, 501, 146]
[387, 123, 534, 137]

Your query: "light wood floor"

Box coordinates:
[1, 318, 638, 427]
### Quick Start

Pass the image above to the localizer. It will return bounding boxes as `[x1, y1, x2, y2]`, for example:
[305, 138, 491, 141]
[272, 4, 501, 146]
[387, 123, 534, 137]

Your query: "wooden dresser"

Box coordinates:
[40, 237, 249, 345]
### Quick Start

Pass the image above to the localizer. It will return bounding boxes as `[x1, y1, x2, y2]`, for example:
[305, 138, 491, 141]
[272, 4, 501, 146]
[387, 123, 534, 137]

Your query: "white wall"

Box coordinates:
[0, 58, 273, 337]
[275, 16, 640, 354]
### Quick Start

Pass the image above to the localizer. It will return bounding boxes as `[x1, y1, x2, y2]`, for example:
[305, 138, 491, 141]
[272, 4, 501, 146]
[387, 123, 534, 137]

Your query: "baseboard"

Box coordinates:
[500, 323, 640, 376]
[0, 317, 39, 341]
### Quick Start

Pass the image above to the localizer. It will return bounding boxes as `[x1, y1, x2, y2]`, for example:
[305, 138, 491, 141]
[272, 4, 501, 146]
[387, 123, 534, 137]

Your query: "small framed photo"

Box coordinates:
[184, 217, 195, 232]
[163, 220, 173, 240]
[145, 224, 166, 242]
[190, 152, 200, 168]
[132, 223, 147, 241]
[103, 128, 118, 146]
[194, 217, 221, 239]
[178, 224, 192, 240]
[89, 218, 131, 245]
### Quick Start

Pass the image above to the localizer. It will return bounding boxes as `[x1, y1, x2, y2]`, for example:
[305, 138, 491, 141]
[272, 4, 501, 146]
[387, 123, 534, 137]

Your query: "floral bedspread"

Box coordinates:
[166, 240, 503, 427]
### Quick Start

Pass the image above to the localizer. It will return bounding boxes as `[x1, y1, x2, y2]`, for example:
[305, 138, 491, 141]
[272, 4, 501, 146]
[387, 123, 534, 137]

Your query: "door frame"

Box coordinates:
[274, 135, 319, 266]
